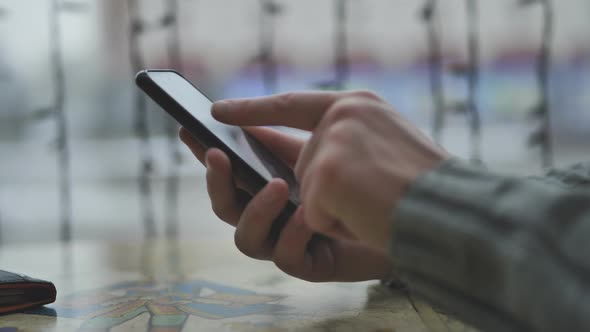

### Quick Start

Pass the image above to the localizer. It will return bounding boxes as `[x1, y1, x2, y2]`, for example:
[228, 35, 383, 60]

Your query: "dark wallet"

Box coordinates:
[0, 270, 56, 314]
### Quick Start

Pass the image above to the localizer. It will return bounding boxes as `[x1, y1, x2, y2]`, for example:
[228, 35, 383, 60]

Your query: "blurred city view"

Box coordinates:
[0, 0, 589, 245]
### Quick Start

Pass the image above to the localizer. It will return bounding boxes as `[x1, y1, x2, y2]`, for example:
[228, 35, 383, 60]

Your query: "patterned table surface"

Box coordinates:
[0, 239, 477, 332]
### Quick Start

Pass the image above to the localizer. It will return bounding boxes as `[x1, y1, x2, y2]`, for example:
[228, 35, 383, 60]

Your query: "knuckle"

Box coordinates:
[316, 153, 343, 186]
[349, 89, 381, 102]
[326, 92, 383, 123]
[233, 229, 255, 258]
[327, 91, 388, 123]
[273, 254, 299, 276]
[326, 100, 358, 122]
[317, 155, 339, 175]
[275, 92, 295, 110]
[234, 225, 268, 259]
[210, 202, 228, 221]
[324, 121, 353, 144]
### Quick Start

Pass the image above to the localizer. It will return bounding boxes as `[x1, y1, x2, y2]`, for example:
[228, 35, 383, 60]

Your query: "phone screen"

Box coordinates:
[147, 71, 299, 203]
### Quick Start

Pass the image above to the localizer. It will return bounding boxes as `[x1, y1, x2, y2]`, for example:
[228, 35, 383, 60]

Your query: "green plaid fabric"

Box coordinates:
[392, 159, 590, 332]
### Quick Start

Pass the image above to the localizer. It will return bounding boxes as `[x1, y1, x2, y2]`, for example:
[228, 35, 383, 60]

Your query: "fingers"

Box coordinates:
[211, 90, 383, 131]
[212, 91, 340, 130]
[234, 178, 290, 260]
[179, 127, 206, 165]
[205, 149, 243, 225]
[272, 208, 314, 276]
[243, 126, 304, 168]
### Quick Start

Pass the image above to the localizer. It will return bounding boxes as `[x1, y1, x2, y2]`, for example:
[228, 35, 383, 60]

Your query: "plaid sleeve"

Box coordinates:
[529, 161, 590, 188]
[391, 159, 590, 332]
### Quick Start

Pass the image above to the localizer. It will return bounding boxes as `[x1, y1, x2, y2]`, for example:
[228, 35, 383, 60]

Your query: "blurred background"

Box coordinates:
[0, 0, 588, 245]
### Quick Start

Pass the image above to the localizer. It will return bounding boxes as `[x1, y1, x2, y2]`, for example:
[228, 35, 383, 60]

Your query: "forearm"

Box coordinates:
[391, 159, 590, 332]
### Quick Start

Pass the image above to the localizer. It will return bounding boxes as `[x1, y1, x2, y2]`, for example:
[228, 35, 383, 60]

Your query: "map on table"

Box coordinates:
[30, 279, 290, 331]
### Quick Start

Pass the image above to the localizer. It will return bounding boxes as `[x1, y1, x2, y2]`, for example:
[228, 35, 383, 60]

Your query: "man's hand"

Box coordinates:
[180, 125, 393, 282]
[210, 91, 449, 253]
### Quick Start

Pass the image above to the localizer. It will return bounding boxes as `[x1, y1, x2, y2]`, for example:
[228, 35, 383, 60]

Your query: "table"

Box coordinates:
[0, 239, 477, 332]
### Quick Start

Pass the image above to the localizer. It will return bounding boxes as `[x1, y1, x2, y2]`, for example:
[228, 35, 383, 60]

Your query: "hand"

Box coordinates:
[211, 91, 449, 253]
[180, 126, 393, 282]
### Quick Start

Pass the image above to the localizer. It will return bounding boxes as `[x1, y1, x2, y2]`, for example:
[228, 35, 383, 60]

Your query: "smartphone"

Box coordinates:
[135, 69, 299, 242]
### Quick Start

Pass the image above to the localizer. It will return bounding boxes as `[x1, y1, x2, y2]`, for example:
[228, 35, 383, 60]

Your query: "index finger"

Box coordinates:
[211, 91, 341, 131]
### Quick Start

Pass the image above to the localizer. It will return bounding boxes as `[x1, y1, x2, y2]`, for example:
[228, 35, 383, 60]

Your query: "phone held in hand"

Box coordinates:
[135, 69, 299, 242]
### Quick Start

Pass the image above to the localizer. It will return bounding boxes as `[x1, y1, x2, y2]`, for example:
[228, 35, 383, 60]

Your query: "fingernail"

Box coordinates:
[212, 101, 230, 117]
